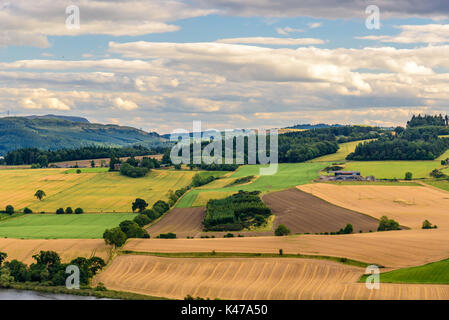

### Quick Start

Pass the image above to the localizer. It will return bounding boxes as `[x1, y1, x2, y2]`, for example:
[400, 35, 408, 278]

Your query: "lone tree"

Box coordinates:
[91, 160, 95, 168]
[103, 227, 127, 248]
[132, 198, 148, 212]
[275, 224, 291, 236]
[34, 190, 46, 201]
[404, 172, 413, 180]
[5, 205, 14, 215]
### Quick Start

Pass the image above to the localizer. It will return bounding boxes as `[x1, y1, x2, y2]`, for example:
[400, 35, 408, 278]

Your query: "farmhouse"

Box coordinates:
[332, 171, 363, 181]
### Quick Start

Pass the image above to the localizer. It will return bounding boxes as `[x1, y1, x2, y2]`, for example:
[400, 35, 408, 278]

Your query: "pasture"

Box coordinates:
[298, 183, 449, 229]
[0, 168, 196, 213]
[343, 161, 442, 179]
[0, 213, 137, 239]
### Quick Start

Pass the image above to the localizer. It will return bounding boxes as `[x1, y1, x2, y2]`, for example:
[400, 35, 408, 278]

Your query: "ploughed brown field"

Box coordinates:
[147, 207, 206, 238]
[93, 255, 449, 300]
[52, 154, 163, 168]
[297, 183, 449, 229]
[125, 228, 449, 269]
[262, 188, 379, 234]
[0, 238, 110, 264]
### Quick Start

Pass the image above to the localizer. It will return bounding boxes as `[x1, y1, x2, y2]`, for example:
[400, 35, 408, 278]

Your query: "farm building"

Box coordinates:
[332, 171, 364, 181]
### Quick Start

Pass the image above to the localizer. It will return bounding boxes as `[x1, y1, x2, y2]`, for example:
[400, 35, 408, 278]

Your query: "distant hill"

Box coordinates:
[24, 114, 90, 123]
[0, 116, 168, 155]
[287, 123, 344, 130]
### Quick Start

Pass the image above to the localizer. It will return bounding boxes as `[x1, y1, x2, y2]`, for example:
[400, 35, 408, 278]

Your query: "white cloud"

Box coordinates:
[307, 22, 322, 29]
[276, 27, 304, 35]
[357, 24, 449, 44]
[113, 97, 139, 110]
[216, 37, 325, 45]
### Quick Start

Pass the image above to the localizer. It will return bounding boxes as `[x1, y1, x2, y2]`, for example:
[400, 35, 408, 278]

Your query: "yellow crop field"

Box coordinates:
[93, 255, 449, 300]
[311, 139, 374, 162]
[298, 183, 449, 229]
[125, 228, 449, 269]
[0, 238, 110, 264]
[0, 168, 196, 213]
[191, 191, 236, 207]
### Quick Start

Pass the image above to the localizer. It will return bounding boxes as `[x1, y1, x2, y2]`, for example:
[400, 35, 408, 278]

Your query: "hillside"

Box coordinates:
[0, 116, 167, 155]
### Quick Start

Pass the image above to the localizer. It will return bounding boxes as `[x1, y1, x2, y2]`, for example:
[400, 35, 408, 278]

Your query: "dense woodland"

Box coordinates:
[4, 145, 163, 166]
[347, 118, 449, 161]
[407, 114, 449, 127]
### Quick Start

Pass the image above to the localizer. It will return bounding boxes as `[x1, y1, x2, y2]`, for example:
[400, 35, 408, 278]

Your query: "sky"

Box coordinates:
[1, 1, 449, 134]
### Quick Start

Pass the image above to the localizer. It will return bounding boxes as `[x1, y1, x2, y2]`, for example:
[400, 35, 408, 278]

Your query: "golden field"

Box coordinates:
[297, 184, 449, 229]
[93, 255, 449, 300]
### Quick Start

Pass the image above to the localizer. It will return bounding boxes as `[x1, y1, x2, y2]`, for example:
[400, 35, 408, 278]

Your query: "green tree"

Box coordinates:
[378, 216, 400, 231]
[275, 224, 291, 236]
[134, 214, 151, 227]
[5, 205, 14, 215]
[132, 198, 148, 212]
[90, 160, 95, 168]
[56, 208, 64, 214]
[0, 252, 7, 267]
[34, 189, 46, 201]
[119, 220, 149, 238]
[23, 207, 33, 214]
[343, 223, 353, 234]
[103, 227, 127, 247]
[405, 172, 413, 180]
[65, 207, 73, 214]
[75, 207, 84, 214]
[37, 154, 48, 168]
[422, 220, 434, 229]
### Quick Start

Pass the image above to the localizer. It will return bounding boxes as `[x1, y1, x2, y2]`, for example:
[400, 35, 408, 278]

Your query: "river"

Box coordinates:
[0, 289, 110, 300]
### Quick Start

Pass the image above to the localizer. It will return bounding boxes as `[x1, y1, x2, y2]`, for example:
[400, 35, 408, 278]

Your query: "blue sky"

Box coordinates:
[1, 1, 449, 133]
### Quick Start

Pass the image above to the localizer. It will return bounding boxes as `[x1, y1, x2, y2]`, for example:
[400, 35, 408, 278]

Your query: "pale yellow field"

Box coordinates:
[93, 255, 449, 300]
[125, 228, 449, 269]
[0, 168, 196, 212]
[298, 183, 449, 229]
[0, 238, 110, 264]
[192, 191, 236, 207]
[311, 139, 374, 162]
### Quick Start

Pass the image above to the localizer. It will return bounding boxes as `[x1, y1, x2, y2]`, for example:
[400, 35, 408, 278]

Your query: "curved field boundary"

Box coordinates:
[93, 255, 449, 300]
[146, 207, 205, 238]
[125, 228, 449, 269]
[262, 188, 379, 234]
[297, 183, 449, 229]
[0, 238, 110, 264]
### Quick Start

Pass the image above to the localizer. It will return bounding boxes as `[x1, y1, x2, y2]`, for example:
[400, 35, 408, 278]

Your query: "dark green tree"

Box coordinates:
[103, 227, 127, 247]
[132, 198, 148, 212]
[34, 189, 46, 201]
[275, 224, 291, 236]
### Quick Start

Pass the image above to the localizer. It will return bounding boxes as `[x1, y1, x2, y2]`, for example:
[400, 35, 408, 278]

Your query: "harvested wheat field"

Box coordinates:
[94, 255, 449, 300]
[52, 154, 163, 168]
[263, 188, 379, 234]
[297, 184, 449, 229]
[147, 207, 206, 238]
[0, 238, 110, 264]
[125, 228, 449, 268]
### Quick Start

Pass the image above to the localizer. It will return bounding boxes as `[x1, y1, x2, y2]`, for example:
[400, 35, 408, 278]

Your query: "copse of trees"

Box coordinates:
[119, 163, 148, 178]
[407, 114, 448, 127]
[274, 224, 291, 236]
[4, 145, 162, 166]
[203, 191, 272, 231]
[378, 216, 401, 231]
[0, 251, 105, 287]
[191, 173, 217, 187]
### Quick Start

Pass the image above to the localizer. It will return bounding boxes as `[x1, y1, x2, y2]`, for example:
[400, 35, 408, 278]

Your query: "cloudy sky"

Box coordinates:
[1, 1, 449, 133]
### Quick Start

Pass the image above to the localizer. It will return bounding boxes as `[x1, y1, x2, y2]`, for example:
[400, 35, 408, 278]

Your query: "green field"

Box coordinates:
[176, 162, 326, 208]
[424, 179, 449, 192]
[344, 161, 442, 179]
[0, 213, 137, 239]
[311, 139, 373, 162]
[0, 168, 196, 213]
[65, 167, 109, 173]
[361, 259, 449, 285]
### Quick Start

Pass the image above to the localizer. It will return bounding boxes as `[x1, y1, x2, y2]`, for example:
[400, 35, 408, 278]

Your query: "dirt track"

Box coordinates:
[0, 238, 110, 264]
[125, 228, 449, 268]
[263, 188, 379, 233]
[297, 183, 449, 229]
[147, 207, 206, 238]
[94, 255, 449, 300]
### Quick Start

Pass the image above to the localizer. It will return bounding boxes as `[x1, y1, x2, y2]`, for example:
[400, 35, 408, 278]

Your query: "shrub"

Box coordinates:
[377, 216, 400, 231]
[157, 232, 177, 239]
[65, 207, 73, 214]
[279, 249, 283, 256]
[119, 220, 149, 238]
[74, 207, 84, 214]
[5, 205, 14, 215]
[404, 171, 413, 180]
[152, 200, 170, 215]
[23, 207, 33, 214]
[275, 224, 291, 236]
[223, 233, 234, 238]
[56, 208, 64, 214]
[76, 169, 81, 174]
[134, 214, 151, 227]
[120, 162, 148, 178]
[422, 219, 437, 229]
